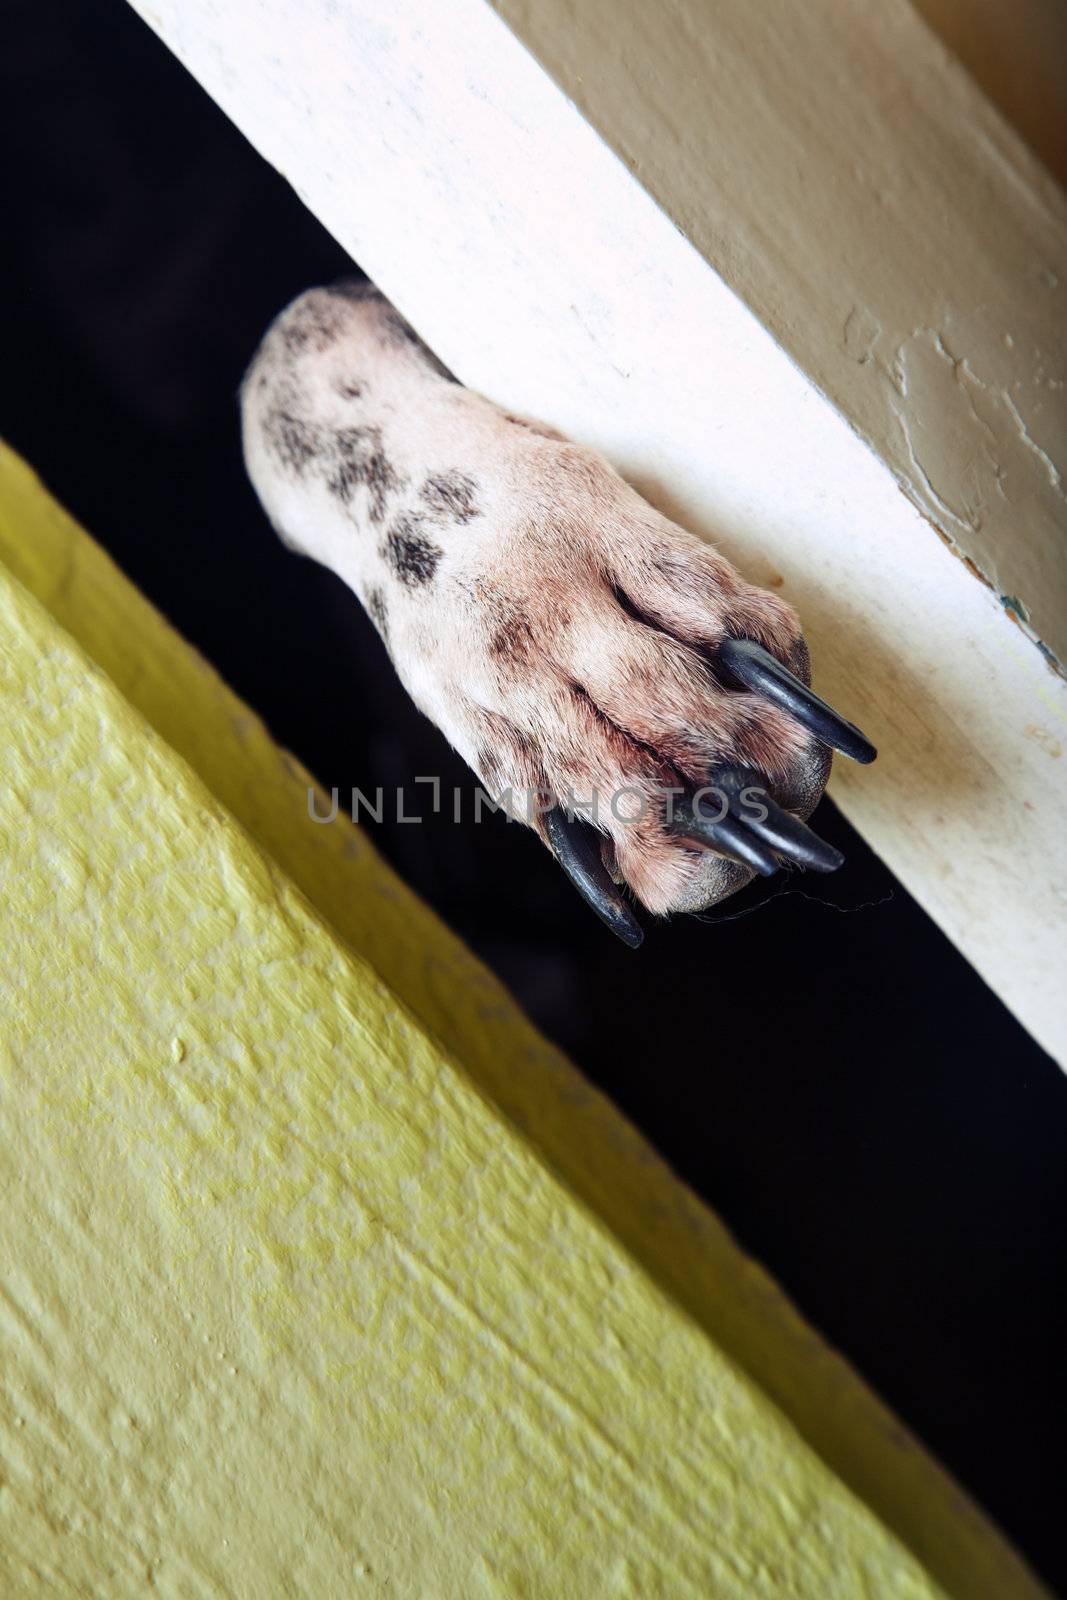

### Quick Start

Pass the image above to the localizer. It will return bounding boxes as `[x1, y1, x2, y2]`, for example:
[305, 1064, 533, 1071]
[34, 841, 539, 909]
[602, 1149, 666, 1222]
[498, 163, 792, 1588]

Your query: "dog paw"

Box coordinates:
[427, 480, 875, 943]
[241, 282, 876, 944]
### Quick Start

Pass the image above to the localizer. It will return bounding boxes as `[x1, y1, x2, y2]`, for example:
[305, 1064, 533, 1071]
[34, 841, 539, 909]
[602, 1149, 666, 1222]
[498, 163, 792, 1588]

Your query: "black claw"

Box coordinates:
[669, 764, 845, 877]
[717, 637, 877, 764]
[544, 807, 644, 948]
[669, 792, 779, 876]
[742, 790, 845, 873]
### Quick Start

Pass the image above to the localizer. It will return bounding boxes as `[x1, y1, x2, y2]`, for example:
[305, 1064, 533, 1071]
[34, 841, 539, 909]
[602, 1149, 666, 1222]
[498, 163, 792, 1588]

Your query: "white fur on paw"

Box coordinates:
[241, 283, 834, 917]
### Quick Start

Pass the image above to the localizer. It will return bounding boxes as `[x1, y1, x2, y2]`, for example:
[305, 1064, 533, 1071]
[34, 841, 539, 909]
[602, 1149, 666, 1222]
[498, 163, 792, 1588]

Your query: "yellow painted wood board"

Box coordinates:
[0, 443, 1048, 1596]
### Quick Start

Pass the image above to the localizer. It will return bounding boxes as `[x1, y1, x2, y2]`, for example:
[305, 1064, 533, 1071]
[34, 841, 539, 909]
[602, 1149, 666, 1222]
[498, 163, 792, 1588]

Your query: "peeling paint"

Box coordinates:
[890, 328, 1066, 673]
[1001, 389, 1064, 496]
[900, 483, 1066, 680]
[476, 0, 1067, 674]
[843, 306, 882, 366]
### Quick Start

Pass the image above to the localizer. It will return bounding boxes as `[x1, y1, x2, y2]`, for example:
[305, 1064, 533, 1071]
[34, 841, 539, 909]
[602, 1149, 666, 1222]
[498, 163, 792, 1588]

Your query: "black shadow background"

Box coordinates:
[2, 2, 1064, 1588]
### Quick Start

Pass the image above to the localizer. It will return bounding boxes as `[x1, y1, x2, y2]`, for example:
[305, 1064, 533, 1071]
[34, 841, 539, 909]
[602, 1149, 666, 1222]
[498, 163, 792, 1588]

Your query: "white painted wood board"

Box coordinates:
[124, 0, 1067, 1063]
[494, 0, 1067, 673]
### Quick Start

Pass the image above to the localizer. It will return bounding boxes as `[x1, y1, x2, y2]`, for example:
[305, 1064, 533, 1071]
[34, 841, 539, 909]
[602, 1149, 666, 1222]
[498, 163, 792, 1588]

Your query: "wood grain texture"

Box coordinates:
[0, 446, 1051, 1596]
[123, 0, 1067, 1062]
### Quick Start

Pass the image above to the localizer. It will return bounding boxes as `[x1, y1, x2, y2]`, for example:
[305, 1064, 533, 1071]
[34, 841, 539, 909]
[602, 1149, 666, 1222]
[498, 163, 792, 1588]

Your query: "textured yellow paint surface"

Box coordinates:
[0, 446, 1047, 1596]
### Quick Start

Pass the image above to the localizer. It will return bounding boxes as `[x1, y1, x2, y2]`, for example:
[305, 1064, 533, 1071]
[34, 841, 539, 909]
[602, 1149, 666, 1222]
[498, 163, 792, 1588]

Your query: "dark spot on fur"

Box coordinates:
[383, 513, 443, 587]
[476, 745, 503, 791]
[281, 298, 347, 356]
[477, 713, 548, 803]
[511, 726, 542, 774]
[327, 426, 403, 524]
[489, 604, 535, 662]
[366, 586, 390, 641]
[265, 407, 323, 474]
[335, 378, 366, 400]
[325, 277, 380, 305]
[420, 471, 480, 525]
